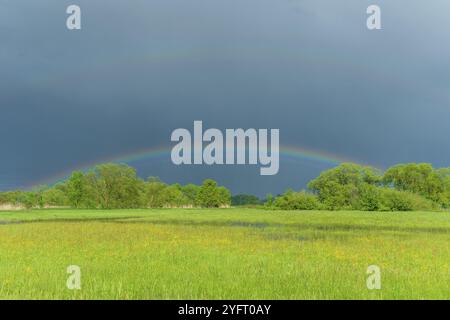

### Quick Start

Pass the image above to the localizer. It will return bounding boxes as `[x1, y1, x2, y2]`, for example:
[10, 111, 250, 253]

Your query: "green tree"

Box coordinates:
[217, 186, 231, 207]
[79, 172, 101, 208]
[66, 171, 85, 208]
[196, 179, 231, 208]
[42, 188, 68, 207]
[93, 163, 143, 209]
[181, 184, 201, 207]
[17, 191, 37, 209]
[308, 163, 382, 210]
[160, 185, 190, 207]
[144, 177, 168, 208]
[31, 185, 48, 208]
[264, 194, 274, 207]
[383, 163, 450, 206]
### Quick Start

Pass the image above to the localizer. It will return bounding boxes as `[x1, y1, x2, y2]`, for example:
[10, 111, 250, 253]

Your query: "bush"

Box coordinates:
[378, 188, 436, 211]
[17, 192, 38, 209]
[273, 190, 321, 210]
[231, 194, 261, 206]
[42, 189, 69, 207]
[358, 184, 381, 211]
[0, 191, 21, 205]
[271, 185, 436, 212]
[307, 164, 383, 210]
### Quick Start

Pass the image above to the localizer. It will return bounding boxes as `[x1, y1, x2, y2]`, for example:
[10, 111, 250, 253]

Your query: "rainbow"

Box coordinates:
[29, 145, 369, 188]
[32, 47, 373, 187]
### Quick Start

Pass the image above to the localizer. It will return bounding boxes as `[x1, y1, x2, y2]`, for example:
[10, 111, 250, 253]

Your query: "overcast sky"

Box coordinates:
[1, 0, 449, 196]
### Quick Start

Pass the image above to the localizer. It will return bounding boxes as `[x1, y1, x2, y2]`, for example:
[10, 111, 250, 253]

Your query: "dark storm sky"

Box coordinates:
[1, 0, 450, 196]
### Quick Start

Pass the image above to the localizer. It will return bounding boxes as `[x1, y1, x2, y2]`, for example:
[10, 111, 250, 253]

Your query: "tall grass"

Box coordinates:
[0, 209, 449, 299]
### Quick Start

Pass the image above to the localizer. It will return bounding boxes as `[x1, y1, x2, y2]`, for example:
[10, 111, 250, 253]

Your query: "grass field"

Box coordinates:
[0, 208, 449, 300]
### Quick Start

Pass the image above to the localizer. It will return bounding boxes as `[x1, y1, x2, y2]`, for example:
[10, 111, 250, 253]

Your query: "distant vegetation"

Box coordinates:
[1, 162, 450, 211]
[270, 163, 449, 211]
[0, 164, 231, 209]
[231, 194, 262, 207]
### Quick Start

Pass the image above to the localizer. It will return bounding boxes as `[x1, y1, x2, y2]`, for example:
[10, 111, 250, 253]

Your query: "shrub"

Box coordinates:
[358, 184, 381, 211]
[274, 190, 321, 210]
[17, 192, 38, 209]
[42, 188, 69, 207]
[0, 191, 21, 205]
[231, 194, 261, 206]
[379, 188, 436, 211]
[307, 164, 383, 210]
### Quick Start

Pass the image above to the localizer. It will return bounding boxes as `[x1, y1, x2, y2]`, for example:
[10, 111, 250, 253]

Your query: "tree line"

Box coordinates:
[1, 162, 449, 211]
[0, 164, 231, 209]
[268, 163, 450, 211]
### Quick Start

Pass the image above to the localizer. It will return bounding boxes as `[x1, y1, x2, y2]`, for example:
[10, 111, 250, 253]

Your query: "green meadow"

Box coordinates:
[0, 209, 449, 300]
